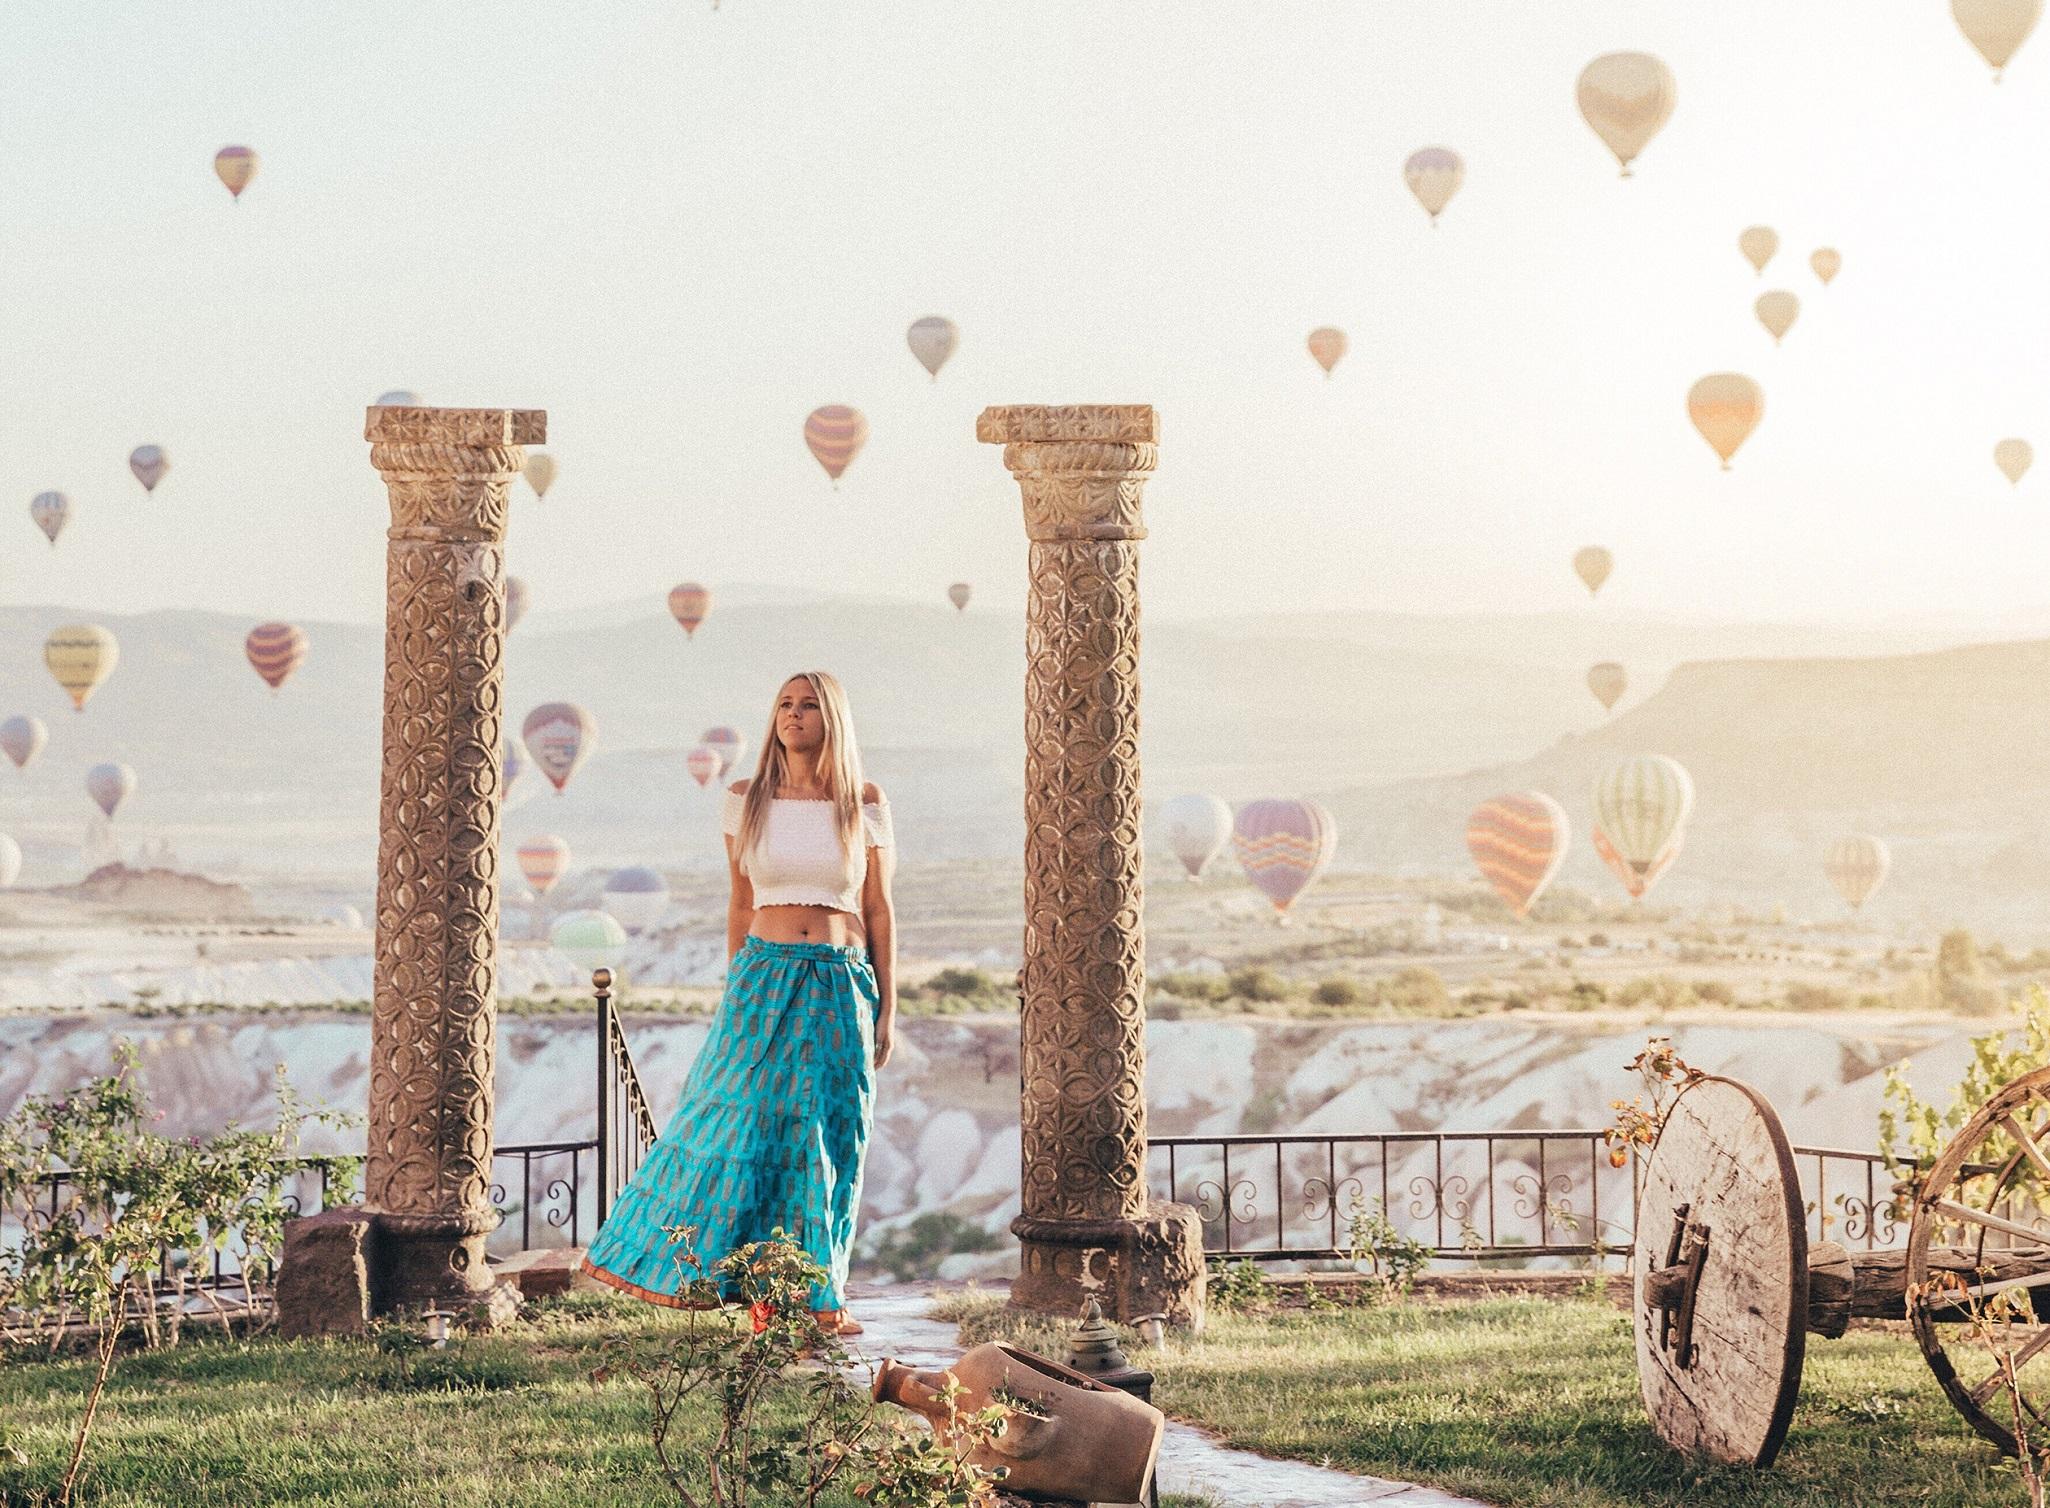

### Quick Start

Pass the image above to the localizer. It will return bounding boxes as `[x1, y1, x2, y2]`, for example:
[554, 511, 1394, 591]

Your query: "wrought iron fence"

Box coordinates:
[595, 967, 659, 1225]
[1147, 1130, 1902, 1265]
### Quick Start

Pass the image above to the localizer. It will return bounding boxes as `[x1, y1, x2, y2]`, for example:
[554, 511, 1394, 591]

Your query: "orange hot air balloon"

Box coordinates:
[1466, 793, 1571, 920]
[517, 836, 571, 896]
[1687, 374, 1764, 469]
[1593, 824, 1682, 901]
[214, 145, 258, 200]
[804, 406, 868, 484]
[668, 582, 711, 637]
[1587, 661, 1626, 711]
[245, 622, 308, 692]
[1307, 327, 1347, 376]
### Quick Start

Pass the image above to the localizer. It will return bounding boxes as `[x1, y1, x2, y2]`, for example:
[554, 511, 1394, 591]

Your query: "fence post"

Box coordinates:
[595, 967, 613, 1228]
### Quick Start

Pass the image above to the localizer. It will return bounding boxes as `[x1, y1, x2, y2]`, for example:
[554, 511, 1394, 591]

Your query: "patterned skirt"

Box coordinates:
[580, 935, 879, 1311]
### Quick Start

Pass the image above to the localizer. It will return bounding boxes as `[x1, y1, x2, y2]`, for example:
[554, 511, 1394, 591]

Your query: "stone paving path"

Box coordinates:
[846, 1290, 1494, 1508]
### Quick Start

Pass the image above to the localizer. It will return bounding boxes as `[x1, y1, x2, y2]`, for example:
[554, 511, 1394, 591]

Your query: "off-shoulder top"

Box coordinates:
[721, 787, 893, 915]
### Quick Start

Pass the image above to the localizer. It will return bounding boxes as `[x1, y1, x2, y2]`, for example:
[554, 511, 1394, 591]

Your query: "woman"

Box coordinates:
[580, 670, 897, 1333]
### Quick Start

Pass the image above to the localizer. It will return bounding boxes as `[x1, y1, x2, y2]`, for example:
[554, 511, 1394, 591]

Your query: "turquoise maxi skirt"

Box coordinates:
[580, 936, 879, 1311]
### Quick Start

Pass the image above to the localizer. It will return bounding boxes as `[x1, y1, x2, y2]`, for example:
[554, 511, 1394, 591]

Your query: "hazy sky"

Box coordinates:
[3, 2, 2047, 629]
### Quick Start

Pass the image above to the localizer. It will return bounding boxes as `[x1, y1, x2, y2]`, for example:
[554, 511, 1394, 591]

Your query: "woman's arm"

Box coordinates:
[860, 782, 897, 1068]
[725, 780, 753, 963]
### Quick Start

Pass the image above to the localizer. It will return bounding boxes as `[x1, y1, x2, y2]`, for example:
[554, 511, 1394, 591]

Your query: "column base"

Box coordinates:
[1010, 1200, 1206, 1333]
[370, 1209, 515, 1328]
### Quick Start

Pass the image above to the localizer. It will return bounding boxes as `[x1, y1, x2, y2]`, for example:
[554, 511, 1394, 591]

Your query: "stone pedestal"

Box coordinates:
[977, 404, 1205, 1330]
[359, 405, 542, 1323]
[275, 1207, 376, 1339]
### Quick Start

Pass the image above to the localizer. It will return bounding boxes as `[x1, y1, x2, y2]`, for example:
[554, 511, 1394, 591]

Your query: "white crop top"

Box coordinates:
[721, 787, 893, 915]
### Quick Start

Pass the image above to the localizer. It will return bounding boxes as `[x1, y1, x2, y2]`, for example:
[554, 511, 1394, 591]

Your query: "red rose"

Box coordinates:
[750, 1301, 774, 1334]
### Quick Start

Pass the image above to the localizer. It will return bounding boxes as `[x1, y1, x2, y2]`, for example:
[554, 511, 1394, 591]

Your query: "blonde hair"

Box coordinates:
[734, 671, 865, 864]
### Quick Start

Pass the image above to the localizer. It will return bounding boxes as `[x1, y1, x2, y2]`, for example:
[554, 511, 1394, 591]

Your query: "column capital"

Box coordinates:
[365, 406, 545, 540]
[977, 404, 1158, 543]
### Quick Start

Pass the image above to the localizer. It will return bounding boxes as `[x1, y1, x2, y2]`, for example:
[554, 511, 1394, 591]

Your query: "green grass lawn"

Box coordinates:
[947, 1289, 2039, 1508]
[0, 1295, 1216, 1508]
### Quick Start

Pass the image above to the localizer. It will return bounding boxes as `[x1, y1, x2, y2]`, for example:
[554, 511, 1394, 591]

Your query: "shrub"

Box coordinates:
[1385, 966, 1450, 1013]
[1692, 979, 1738, 1007]
[1155, 970, 1229, 1003]
[1226, 966, 1292, 1003]
[867, 1212, 1003, 1284]
[1311, 976, 1362, 1007]
[1206, 1257, 1268, 1312]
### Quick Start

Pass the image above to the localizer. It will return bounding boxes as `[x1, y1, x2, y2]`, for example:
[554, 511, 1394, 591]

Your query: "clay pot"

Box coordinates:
[873, 1341, 1163, 1503]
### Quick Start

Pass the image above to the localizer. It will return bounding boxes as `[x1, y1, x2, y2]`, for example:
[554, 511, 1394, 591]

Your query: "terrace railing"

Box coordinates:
[1147, 1130, 1903, 1265]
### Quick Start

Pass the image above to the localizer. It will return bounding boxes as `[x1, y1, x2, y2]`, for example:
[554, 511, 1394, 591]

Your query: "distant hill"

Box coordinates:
[1322, 637, 2050, 926]
[0, 597, 2028, 917]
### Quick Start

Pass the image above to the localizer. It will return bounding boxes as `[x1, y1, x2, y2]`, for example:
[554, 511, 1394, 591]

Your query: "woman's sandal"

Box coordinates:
[810, 1308, 864, 1337]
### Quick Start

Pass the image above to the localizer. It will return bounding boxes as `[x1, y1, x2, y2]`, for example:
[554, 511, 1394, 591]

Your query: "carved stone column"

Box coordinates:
[977, 404, 1205, 1329]
[362, 405, 543, 1320]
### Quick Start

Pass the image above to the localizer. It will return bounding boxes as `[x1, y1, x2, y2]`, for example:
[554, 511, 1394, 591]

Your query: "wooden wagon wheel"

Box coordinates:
[1907, 1064, 2050, 1456]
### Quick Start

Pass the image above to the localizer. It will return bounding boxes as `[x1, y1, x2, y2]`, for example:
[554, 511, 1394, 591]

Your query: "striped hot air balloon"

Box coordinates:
[1592, 755, 1695, 880]
[552, 909, 628, 975]
[30, 491, 68, 545]
[668, 583, 710, 637]
[245, 622, 308, 692]
[129, 445, 170, 493]
[0, 716, 47, 771]
[1402, 146, 1464, 223]
[1593, 824, 1681, 901]
[522, 702, 595, 793]
[517, 835, 571, 895]
[1231, 799, 1337, 919]
[701, 726, 743, 779]
[804, 406, 868, 484]
[86, 762, 135, 820]
[45, 625, 118, 711]
[1825, 835, 1891, 911]
[686, 745, 720, 788]
[1162, 793, 1232, 879]
[1466, 793, 1571, 920]
[214, 145, 258, 199]
[1307, 327, 1347, 376]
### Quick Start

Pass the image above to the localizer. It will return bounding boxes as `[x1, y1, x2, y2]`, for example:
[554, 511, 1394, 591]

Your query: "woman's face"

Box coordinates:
[775, 678, 826, 755]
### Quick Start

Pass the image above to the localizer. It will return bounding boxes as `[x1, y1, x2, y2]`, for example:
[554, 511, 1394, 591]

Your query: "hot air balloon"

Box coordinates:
[1466, 793, 1571, 920]
[1231, 799, 1337, 919]
[373, 390, 421, 407]
[1162, 793, 1232, 880]
[687, 745, 720, 788]
[1810, 248, 1842, 286]
[1573, 546, 1613, 596]
[1576, 52, 1677, 177]
[214, 145, 258, 199]
[129, 446, 169, 494]
[30, 492, 68, 545]
[907, 317, 959, 380]
[1593, 824, 1682, 901]
[603, 867, 671, 934]
[523, 453, 557, 499]
[804, 406, 868, 484]
[1755, 290, 1800, 345]
[1687, 374, 1764, 470]
[505, 576, 530, 631]
[1592, 755, 1694, 883]
[0, 835, 20, 889]
[702, 726, 743, 779]
[45, 625, 118, 711]
[1953, 0, 2041, 78]
[320, 903, 364, 929]
[552, 909, 628, 976]
[1738, 226, 1779, 276]
[86, 762, 135, 820]
[1588, 661, 1627, 711]
[668, 583, 710, 637]
[947, 582, 971, 612]
[517, 835, 571, 896]
[1825, 834, 1891, 911]
[522, 703, 595, 793]
[502, 734, 528, 795]
[1, 716, 47, 771]
[1996, 438, 2034, 486]
[245, 622, 308, 692]
[1306, 327, 1347, 376]
[1402, 147, 1464, 223]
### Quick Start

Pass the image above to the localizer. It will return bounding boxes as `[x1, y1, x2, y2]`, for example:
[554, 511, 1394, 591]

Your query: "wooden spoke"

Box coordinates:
[1969, 1324, 2050, 1406]
[1998, 1114, 2050, 1187]
[1929, 1198, 2050, 1247]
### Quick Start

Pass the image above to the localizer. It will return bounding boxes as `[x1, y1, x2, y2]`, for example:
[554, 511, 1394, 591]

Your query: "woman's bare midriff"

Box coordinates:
[749, 903, 866, 947]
